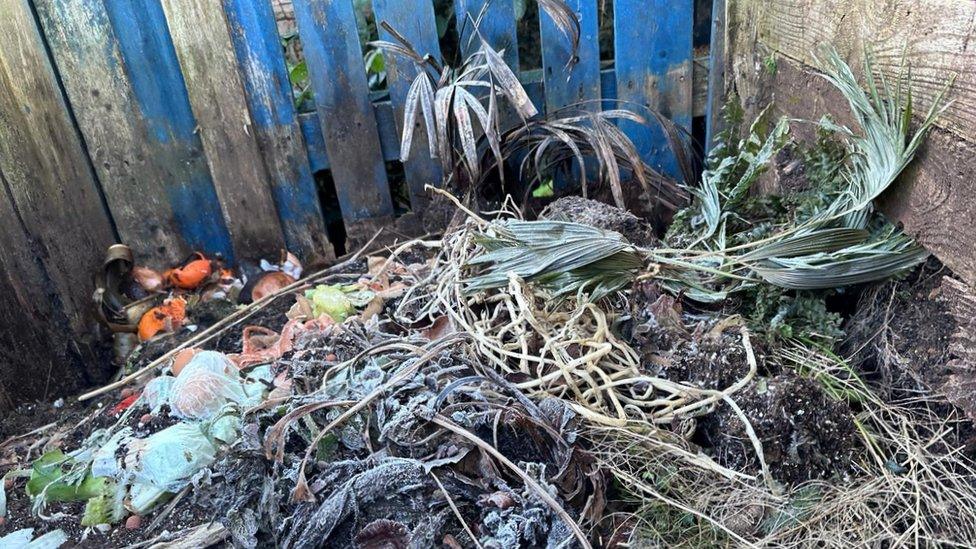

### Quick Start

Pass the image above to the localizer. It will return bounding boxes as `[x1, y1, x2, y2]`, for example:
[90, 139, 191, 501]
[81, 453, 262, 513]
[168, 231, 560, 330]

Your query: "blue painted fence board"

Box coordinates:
[614, 0, 694, 179]
[454, 0, 519, 70]
[539, 0, 601, 113]
[161, 0, 288, 261]
[293, 0, 393, 247]
[223, 0, 333, 261]
[41, 0, 233, 262]
[297, 65, 709, 174]
[373, 0, 444, 210]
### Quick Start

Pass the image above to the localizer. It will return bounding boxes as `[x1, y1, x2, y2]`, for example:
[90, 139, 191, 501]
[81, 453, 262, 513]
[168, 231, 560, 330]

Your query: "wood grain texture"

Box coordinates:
[0, 0, 116, 337]
[373, 0, 444, 211]
[160, 0, 286, 261]
[224, 0, 333, 262]
[539, 0, 601, 113]
[614, 0, 694, 178]
[0, 174, 103, 409]
[34, 0, 235, 265]
[733, 0, 976, 145]
[705, 0, 727, 153]
[292, 0, 394, 248]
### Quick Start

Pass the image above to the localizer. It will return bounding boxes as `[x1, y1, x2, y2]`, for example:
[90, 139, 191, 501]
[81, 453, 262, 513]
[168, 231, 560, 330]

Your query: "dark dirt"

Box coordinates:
[699, 374, 859, 485]
[1, 477, 215, 548]
[627, 281, 859, 486]
[756, 146, 811, 196]
[541, 196, 658, 247]
[844, 260, 957, 394]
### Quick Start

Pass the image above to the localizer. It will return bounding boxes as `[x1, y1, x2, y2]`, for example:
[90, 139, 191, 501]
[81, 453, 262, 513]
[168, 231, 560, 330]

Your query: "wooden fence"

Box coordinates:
[0, 0, 722, 407]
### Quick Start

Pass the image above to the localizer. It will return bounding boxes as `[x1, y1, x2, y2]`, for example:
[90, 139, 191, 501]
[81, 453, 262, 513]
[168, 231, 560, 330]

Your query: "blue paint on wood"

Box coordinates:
[223, 0, 281, 130]
[165, 173, 240, 260]
[102, 0, 235, 261]
[300, 68, 628, 174]
[300, 113, 329, 172]
[105, 0, 198, 144]
[293, 0, 392, 223]
[373, 0, 444, 207]
[223, 0, 329, 258]
[614, 0, 694, 179]
[539, 0, 600, 113]
[454, 0, 519, 70]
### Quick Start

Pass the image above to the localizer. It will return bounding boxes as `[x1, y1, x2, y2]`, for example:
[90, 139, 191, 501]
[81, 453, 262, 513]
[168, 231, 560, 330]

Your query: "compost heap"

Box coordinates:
[4, 57, 976, 549]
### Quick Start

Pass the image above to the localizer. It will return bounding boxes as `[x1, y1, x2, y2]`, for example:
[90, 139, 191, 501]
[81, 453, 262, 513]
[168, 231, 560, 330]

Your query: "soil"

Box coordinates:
[699, 374, 859, 485]
[756, 146, 811, 196]
[626, 281, 860, 486]
[1, 479, 215, 548]
[844, 260, 957, 393]
[540, 196, 658, 247]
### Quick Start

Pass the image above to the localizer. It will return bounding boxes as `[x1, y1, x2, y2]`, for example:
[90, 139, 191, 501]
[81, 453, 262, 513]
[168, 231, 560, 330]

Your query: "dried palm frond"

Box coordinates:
[376, 15, 689, 213]
[374, 24, 536, 185]
[465, 220, 643, 300]
[496, 107, 691, 211]
[537, 0, 581, 70]
[464, 47, 950, 300]
[811, 47, 952, 230]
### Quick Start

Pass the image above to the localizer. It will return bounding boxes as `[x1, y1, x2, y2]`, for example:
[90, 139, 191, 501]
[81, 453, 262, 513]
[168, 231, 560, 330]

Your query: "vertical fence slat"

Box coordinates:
[293, 0, 393, 248]
[373, 0, 444, 211]
[0, 0, 115, 347]
[105, 0, 236, 262]
[614, 0, 694, 178]
[223, 0, 334, 261]
[33, 0, 235, 265]
[160, 0, 286, 261]
[705, 0, 727, 154]
[0, 173, 100, 411]
[539, 0, 601, 113]
[455, 0, 519, 70]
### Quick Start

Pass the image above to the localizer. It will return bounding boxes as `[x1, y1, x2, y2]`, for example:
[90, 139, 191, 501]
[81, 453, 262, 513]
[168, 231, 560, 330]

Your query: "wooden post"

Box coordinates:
[705, 0, 727, 154]
[292, 0, 394, 249]
[614, 0, 694, 178]
[539, 0, 601, 114]
[224, 0, 334, 262]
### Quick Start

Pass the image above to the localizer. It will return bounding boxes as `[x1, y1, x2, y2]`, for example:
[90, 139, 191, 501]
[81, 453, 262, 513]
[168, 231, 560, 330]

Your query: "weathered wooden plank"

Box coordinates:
[33, 0, 235, 265]
[614, 0, 694, 178]
[539, 0, 601, 113]
[298, 60, 713, 173]
[160, 0, 286, 261]
[455, 0, 520, 69]
[373, 0, 444, 211]
[705, 0, 727, 153]
[292, 0, 394, 248]
[733, 0, 976, 146]
[0, 0, 116, 342]
[223, 0, 333, 261]
[105, 0, 236, 262]
[0, 172, 103, 410]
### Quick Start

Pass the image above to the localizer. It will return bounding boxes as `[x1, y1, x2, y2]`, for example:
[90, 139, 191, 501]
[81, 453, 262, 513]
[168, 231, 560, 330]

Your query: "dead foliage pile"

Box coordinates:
[3, 42, 976, 549]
